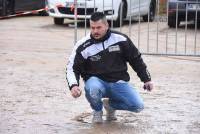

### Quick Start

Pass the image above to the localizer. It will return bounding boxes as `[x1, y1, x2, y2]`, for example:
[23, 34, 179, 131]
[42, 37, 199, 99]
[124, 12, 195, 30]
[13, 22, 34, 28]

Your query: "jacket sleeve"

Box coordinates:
[123, 37, 151, 83]
[66, 44, 85, 90]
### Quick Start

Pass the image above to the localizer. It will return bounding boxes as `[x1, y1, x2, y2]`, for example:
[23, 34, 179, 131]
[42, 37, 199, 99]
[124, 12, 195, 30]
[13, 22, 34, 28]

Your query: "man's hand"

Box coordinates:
[143, 81, 153, 91]
[71, 86, 82, 98]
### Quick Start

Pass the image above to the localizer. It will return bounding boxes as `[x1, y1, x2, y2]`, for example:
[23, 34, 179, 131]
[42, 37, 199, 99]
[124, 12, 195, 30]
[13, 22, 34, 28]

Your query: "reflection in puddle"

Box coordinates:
[72, 112, 150, 134]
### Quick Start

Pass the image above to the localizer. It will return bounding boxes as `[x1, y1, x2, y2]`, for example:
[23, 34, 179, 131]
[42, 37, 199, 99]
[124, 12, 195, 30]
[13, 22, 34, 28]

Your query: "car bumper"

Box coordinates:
[48, 7, 118, 20]
[47, 1, 118, 20]
[168, 1, 200, 20]
[169, 10, 200, 20]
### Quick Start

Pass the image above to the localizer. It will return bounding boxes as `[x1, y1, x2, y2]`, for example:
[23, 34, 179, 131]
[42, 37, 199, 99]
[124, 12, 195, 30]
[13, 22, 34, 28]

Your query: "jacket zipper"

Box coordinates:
[102, 42, 105, 50]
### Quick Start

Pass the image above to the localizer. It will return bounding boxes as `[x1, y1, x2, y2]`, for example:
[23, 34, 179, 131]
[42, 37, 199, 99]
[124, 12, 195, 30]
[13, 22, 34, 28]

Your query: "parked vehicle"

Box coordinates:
[168, 0, 200, 28]
[0, 0, 47, 16]
[47, 0, 156, 26]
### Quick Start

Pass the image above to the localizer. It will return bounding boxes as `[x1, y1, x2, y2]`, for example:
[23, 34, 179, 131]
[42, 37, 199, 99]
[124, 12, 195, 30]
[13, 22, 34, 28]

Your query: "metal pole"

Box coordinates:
[185, 0, 188, 54]
[84, 0, 87, 36]
[175, 2, 178, 54]
[103, 0, 104, 13]
[166, 0, 169, 54]
[111, 0, 114, 28]
[129, 0, 132, 37]
[120, 2, 123, 32]
[142, 53, 200, 57]
[94, 0, 96, 12]
[147, 0, 150, 52]
[156, 0, 159, 53]
[194, 0, 198, 55]
[138, 0, 141, 50]
[74, 0, 78, 45]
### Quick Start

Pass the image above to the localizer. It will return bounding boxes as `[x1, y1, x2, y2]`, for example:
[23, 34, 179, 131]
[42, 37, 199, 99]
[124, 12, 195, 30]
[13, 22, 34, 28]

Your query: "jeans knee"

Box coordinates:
[85, 83, 101, 93]
[129, 103, 144, 113]
[85, 77, 103, 100]
[85, 88, 101, 101]
[85, 77, 101, 90]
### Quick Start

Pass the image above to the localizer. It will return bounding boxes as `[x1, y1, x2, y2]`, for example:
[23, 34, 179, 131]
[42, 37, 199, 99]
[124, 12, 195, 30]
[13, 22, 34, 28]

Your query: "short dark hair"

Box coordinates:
[90, 12, 107, 22]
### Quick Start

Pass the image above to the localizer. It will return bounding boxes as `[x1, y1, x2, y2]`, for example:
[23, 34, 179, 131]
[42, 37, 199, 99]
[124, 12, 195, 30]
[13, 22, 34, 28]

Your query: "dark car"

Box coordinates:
[0, 0, 47, 16]
[168, 0, 200, 27]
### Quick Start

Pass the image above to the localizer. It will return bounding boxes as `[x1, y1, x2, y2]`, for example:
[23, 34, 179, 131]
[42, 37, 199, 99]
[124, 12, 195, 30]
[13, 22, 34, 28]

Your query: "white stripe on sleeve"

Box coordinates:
[66, 35, 90, 87]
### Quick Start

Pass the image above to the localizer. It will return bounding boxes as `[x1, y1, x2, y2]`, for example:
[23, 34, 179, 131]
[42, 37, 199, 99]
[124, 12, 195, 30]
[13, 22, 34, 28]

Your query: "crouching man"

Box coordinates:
[66, 12, 153, 123]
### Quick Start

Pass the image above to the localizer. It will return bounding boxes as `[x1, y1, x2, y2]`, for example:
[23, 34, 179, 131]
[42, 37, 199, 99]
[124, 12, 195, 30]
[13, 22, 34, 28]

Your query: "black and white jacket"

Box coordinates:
[66, 29, 151, 90]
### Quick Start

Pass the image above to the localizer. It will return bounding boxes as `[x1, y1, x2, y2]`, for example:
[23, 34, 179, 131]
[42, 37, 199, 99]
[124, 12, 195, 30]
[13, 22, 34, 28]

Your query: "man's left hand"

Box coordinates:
[143, 81, 153, 91]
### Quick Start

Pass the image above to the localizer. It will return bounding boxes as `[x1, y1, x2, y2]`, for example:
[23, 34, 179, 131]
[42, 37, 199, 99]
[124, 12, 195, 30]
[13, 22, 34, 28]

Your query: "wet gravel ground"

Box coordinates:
[0, 15, 200, 134]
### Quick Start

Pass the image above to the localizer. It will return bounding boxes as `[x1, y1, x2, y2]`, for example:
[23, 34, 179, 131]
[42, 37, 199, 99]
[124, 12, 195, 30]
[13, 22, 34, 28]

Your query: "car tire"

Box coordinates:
[38, 10, 48, 16]
[113, 1, 126, 27]
[168, 16, 180, 28]
[143, 0, 155, 22]
[54, 18, 64, 25]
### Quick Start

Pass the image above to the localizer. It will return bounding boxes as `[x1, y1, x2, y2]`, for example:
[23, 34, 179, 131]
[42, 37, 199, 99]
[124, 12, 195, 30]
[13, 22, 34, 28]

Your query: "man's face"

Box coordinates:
[90, 20, 108, 40]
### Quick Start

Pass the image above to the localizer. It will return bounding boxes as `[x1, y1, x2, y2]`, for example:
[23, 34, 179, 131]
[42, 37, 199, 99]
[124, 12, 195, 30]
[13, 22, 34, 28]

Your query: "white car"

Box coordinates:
[47, 0, 156, 26]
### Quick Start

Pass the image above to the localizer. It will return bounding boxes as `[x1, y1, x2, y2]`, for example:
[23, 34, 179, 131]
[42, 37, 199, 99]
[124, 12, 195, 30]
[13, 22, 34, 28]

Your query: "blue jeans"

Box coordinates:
[84, 77, 144, 112]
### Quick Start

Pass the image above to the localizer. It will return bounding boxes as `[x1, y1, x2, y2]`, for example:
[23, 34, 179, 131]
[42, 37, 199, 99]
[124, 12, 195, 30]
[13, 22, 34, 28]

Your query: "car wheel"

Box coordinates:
[54, 18, 64, 25]
[197, 20, 200, 27]
[113, 1, 126, 27]
[143, 1, 155, 22]
[38, 10, 49, 16]
[168, 16, 180, 28]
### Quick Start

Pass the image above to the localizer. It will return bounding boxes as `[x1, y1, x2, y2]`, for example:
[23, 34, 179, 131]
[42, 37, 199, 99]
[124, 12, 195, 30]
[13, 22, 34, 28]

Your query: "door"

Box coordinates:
[14, 0, 45, 12]
[130, 0, 150, 16]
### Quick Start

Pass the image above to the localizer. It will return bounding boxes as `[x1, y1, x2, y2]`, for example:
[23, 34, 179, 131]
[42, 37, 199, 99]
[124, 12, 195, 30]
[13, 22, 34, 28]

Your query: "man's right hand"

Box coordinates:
[70, 86, 82, 98]
[143, 81, 153, 92]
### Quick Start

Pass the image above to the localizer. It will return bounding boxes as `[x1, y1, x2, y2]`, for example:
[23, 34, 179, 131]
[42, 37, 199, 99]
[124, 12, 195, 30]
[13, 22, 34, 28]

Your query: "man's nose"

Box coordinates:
[93, 28, 98, 33]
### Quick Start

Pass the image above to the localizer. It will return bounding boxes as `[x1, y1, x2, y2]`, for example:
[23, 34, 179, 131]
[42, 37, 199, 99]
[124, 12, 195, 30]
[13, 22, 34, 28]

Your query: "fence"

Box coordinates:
[73, 0, 200, 57]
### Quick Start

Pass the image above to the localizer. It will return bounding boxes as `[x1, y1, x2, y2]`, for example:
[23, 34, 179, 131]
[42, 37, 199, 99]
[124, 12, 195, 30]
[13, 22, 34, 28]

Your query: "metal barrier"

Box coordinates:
[73, 0, 200, 57]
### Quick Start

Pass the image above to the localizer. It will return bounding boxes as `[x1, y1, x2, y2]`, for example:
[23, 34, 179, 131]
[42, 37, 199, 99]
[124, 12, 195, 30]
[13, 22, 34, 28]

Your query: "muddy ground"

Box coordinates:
[0, 15, 200, 134]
